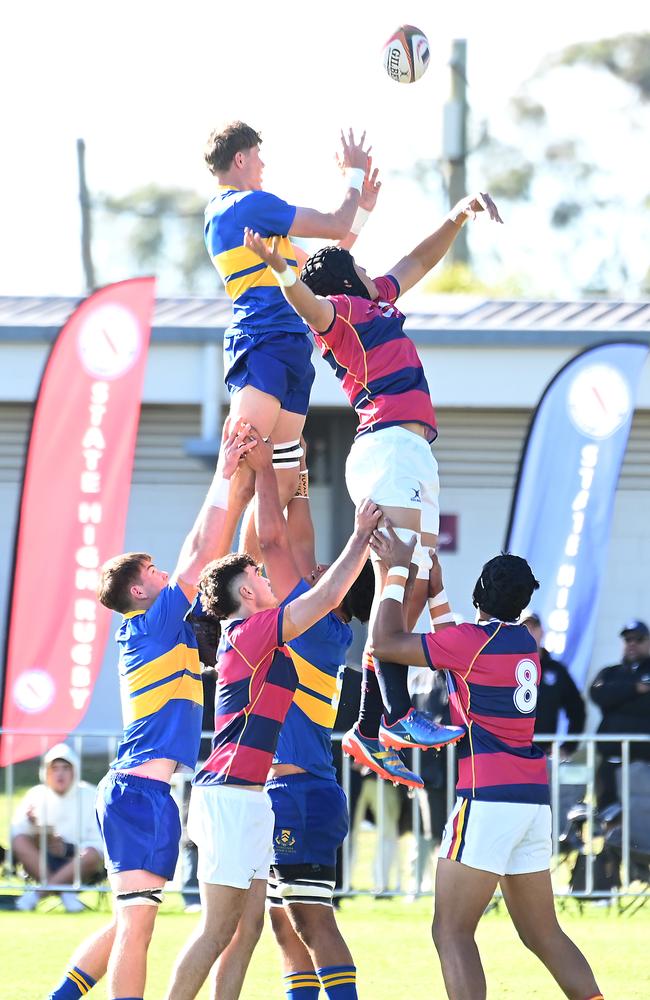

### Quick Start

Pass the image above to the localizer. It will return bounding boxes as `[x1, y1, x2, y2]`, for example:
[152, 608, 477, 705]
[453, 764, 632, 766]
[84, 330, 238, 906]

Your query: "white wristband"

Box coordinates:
[271, 267, 297, 288]
[350, 206, 370, 235]
[205, 476, 229, 509]
[387, 565, 409, 580]
[381, 583, 406, 604]
[432, 611, 455, 625]
[428, 589, 449, 610]
[345, 167, 365, 193]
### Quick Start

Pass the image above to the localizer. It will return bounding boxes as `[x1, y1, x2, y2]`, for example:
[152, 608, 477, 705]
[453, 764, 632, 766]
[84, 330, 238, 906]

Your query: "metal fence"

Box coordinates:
[2, 729, 649, 901]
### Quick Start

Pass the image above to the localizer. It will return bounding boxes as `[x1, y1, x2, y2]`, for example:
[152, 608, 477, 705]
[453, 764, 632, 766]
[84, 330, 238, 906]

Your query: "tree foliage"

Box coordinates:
[408, 32, 650, 299]
[95, 184, 218, 295]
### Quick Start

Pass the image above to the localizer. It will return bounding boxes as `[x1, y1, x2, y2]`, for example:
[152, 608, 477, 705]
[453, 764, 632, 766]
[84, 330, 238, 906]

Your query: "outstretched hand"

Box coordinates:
[451, 191, 503, 225]
[243, 228, 285, 270]
[369, 517, 416, 569]
[338, 127, 371, 173]
[359, 157, 381, 212]
[220, 419, 258, 479]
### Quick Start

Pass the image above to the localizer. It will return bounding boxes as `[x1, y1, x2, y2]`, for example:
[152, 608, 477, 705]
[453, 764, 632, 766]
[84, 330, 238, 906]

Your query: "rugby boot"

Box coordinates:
[342, 723, 424, 789]
[379, 708, 465, 751]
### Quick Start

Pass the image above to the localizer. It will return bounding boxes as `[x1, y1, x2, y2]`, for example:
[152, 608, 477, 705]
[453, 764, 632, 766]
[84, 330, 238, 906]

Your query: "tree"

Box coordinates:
[94, 184, 220, 295]
[408, 33, 650, 300]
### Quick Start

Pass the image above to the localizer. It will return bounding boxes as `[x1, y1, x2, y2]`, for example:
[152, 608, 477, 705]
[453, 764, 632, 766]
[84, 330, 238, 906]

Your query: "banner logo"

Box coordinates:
[567, 364, 631, 439]
[77, 303, 142, 379]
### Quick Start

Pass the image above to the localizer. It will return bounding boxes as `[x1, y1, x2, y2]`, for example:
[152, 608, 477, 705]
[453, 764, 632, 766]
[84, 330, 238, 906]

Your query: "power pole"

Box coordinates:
[443, 39, 468, 264]
[76, 138, 96, 292]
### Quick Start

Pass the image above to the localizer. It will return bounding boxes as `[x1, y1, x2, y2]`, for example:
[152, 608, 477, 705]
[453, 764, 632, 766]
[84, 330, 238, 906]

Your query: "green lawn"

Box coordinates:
[2, 894, 648, 999]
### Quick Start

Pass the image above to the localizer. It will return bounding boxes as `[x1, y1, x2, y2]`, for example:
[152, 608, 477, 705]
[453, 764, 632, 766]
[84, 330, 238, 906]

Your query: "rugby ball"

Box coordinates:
[383, 25, 430, 84]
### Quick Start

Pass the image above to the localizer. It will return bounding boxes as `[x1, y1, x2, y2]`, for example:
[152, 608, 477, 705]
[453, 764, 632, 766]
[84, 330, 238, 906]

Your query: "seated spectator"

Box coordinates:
[10, 743, 104, 912]
[590, 619, 650, 809]
[522, 612, 585, 756]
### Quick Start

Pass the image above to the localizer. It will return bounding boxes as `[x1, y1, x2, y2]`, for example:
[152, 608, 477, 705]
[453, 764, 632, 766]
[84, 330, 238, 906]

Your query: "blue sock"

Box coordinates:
[283, 970, 320, 998]
[317, 964, 357, 998]
[48, 966, 97, 998]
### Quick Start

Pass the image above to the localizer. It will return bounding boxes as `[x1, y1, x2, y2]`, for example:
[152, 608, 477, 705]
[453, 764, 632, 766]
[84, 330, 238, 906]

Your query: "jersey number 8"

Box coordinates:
[513, 659, 538, 714]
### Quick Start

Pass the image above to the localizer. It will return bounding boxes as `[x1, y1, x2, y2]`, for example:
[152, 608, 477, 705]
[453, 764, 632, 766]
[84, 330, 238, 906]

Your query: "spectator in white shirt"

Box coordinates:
[11, 742, 104, 912]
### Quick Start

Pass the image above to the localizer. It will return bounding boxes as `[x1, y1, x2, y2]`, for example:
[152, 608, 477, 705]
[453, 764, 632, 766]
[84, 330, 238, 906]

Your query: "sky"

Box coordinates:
[2, 0, 648, 299]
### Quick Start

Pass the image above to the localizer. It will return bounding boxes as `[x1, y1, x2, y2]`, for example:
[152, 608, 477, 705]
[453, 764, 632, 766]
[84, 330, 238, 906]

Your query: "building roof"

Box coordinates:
[1, 294, 649, 346]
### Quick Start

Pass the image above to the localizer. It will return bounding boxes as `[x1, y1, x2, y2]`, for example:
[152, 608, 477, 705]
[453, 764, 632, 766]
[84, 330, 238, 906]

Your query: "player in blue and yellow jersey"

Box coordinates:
[202, 121, 372, 557]
[44, 421, 258, 1000]
[370, 527, 603, 1000]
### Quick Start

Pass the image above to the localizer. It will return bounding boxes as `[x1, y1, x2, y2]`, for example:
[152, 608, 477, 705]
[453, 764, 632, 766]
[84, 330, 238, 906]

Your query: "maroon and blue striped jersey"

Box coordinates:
[311, 275, 437, 441]
[421, 621, 549, 804]
[194, 607, 297, 787]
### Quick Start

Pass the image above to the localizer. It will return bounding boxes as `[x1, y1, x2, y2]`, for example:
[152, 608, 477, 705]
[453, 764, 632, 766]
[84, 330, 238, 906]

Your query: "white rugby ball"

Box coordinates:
[383, 24, 430, 84]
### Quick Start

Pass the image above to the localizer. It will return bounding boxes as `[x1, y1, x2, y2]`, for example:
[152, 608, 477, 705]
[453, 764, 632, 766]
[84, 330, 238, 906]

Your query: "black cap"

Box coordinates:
[620, 619, 650, 639]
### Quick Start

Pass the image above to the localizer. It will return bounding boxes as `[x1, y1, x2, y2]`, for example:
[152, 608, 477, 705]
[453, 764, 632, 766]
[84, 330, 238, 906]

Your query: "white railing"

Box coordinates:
[1, 729, 649, 900]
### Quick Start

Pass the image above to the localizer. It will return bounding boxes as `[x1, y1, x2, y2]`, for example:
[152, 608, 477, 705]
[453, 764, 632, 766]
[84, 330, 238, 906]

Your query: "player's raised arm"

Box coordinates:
[244, 229, 335, 333]
[369, 520, 429, 667]
[388, 192, 503, 296]
[281, 499, 381, 642]
[244, 428, 304, 603]
[289, 128, 370, 239]
[172, 420, 256, 597]
[338, 157, 382, 251]
[286, 438, 318, 581]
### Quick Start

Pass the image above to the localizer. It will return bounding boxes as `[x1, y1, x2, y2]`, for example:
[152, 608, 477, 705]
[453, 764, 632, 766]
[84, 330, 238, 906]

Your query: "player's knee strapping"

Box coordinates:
[272, 440, 303, 470]
[268, 867, 336, 908]
[115, 887, 164, 907]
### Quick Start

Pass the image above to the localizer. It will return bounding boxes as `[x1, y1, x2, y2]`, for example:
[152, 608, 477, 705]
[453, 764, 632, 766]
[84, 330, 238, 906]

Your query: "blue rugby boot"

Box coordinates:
[342, 724, 424, 789]
[379, 708, 465, 752]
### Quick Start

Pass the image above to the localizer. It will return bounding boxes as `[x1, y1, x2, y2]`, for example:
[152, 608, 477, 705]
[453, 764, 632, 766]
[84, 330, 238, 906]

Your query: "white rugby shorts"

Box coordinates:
[346, 426, 439, 576]
[440, 797, 552, 876]
[346, 426, 439, 530]
[187, 784, 274, 889]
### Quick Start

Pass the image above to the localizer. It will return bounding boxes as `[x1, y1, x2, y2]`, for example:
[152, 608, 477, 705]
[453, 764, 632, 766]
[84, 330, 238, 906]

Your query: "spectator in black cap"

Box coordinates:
[522, 612, 585, 757]
[590, 619, 650, 808]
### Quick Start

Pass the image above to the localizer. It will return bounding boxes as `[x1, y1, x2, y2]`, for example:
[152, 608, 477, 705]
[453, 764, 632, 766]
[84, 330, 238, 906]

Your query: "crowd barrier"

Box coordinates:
[1, 730, 649, 901]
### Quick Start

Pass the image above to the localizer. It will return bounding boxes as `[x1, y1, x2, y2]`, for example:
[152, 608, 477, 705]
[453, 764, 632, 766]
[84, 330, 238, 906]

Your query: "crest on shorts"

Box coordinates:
[275, 828, 296, 849]
[410, 488, 421, 502]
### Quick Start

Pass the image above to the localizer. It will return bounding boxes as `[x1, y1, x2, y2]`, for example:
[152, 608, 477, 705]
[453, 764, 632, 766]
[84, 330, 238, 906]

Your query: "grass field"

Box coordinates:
[2, 894, 649, 999]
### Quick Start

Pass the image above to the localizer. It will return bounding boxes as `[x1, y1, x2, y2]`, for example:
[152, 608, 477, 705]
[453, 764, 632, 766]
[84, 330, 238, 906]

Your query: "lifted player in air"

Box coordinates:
[370, 529, 603, 1000]
[211, 441, 375, 1000]
[163, 434, 380, 1000]
[203, 121, 374, 558]
[243, 192, 502, 785]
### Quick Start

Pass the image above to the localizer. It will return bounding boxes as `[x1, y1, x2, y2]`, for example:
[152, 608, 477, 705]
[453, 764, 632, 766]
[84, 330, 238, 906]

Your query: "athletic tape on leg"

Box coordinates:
[272, 440, 304, 469]
[115, 887, 164, 907]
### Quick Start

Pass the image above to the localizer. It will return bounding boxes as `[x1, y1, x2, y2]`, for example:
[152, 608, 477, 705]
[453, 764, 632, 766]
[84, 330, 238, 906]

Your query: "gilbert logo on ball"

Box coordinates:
[383, 25, 430, 84]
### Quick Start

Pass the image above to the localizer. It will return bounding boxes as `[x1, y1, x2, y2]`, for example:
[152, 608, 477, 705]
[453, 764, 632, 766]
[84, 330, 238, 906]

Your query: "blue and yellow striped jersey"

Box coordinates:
[274, 580, 353, 781]
[204, 186, 307, 336]
[111, 583, 203, 773]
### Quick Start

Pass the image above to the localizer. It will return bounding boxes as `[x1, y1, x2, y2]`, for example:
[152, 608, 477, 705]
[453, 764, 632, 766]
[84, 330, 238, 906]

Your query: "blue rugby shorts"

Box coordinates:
[266, 772, 349, 869]
[96, 771, 181, 881]
[224, 329, 315, 416]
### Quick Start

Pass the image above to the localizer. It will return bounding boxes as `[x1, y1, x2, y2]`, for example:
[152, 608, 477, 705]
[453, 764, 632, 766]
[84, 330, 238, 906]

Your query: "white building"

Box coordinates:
[1, 295, 649, 732]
